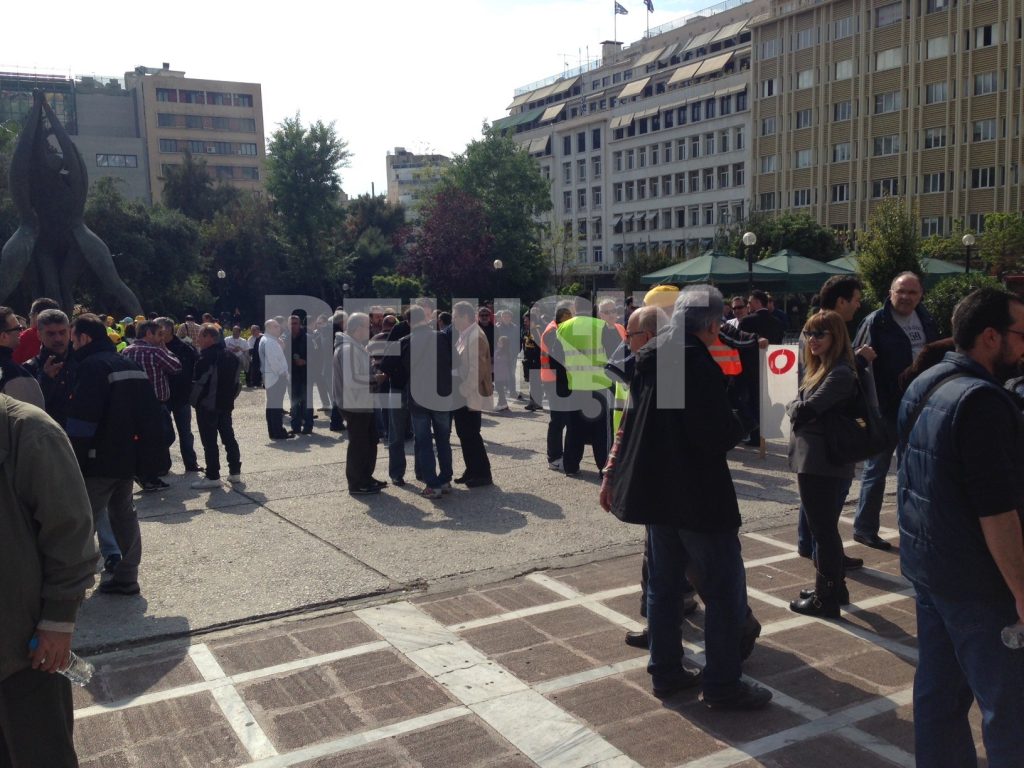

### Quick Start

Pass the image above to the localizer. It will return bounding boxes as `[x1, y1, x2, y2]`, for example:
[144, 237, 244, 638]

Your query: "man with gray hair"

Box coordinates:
[260, 319, 292, 440]
[602, 285, 771, 710]
[336, 313, 386, 494]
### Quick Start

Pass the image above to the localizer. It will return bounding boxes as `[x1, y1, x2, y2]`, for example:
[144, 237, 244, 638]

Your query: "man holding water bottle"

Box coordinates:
[897, 288, 1024, 768]
[0, 392, 96, 766]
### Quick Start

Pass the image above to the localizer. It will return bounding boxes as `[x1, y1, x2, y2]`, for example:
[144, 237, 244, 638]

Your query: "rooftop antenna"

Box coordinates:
[556, 53, 572, 76]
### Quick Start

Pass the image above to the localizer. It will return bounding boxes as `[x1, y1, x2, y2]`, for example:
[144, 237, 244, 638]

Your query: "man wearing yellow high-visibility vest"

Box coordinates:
[552, 302, 621, 477]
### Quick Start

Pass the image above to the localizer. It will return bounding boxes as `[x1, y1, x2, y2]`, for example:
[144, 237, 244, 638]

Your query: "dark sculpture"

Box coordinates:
[0, 91, 142, 314]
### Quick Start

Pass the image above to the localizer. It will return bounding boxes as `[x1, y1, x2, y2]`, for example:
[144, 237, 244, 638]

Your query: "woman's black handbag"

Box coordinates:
[823, 371, 894, 464]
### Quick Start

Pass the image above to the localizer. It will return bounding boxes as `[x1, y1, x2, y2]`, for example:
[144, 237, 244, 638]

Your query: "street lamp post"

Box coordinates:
[493, 259, 504, 304]
[742, 231, 757, 292]
[962, 233, 976, 274]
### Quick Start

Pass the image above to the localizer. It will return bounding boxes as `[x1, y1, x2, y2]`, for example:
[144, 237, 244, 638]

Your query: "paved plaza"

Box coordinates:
[70, 390, 989, 767]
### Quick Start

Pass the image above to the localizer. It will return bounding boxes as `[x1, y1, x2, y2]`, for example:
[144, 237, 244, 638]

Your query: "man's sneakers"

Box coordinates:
[227, 474, 243, 485]
[191, 477, 222, 490]
[547, 458, 563, 471]
[701, 681, 773, 711]
[652, 668, 703, 699]
[139, 478, 169, 493]
[421, 486, 444, 500]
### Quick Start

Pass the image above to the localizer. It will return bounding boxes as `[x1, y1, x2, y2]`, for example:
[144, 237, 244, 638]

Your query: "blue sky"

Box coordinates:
[4, 0, 700, 198]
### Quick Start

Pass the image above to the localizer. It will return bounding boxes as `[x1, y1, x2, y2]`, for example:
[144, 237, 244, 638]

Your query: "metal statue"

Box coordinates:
[0, 90, 142, 314]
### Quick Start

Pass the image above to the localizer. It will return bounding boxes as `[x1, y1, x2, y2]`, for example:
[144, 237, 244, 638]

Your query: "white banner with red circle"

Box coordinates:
[760, 345, 799, 443]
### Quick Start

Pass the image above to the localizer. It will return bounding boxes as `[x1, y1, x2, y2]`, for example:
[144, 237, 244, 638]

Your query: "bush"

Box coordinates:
[923, 273, 1004, 336]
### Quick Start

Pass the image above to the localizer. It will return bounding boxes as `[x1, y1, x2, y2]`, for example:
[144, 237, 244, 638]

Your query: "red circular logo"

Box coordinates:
[768, 349, 797, 375]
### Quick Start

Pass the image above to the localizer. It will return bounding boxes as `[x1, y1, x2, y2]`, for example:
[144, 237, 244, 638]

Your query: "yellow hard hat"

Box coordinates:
[643, 285, 680, 308]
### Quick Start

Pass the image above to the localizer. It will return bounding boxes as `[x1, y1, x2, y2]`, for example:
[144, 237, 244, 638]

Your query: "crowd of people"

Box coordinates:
[1, 272, 1022, 765]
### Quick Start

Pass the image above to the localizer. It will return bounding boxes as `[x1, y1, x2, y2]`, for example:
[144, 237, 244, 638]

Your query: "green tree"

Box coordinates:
[724, 211, 843, 262]
[265, 114, 350, 295]
[0, 121, 19, 253]
[84, 178, 210, 314]
[372, 273, 423, 302]
[856, 197, 922, 300]
[161, 150, 239, 221]
[439, 132, 552, 300]
[341, 195, 407, 300]
[539, 216, 580, 295]
[200, 194, 286, 321]
[978, 212, 1024, 275]
[923, 272, 1004, 336]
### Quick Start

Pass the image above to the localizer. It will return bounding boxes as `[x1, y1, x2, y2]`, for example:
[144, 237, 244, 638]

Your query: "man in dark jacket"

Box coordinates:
[736, 289, 785, 445]
[190, 324, 241, 490]
[600, 285, 771, 711]
[384, 306, 453, 498]
[897, 288, 1024, 766]
[853, 271, 939, 549]
[23, 309, 73, 426]
[156, 317, 202, 474]
[287, 315, 314, 434]
[0, 306, 43, 408]
[67, 314, 168, 596]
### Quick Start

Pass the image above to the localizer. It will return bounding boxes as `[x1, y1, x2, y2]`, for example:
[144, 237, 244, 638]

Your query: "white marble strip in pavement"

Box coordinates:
[188, 644, 278, 760]
[679, 688, 914, 768]
[366, 600, 641, 768]
[75, 640, 391, 719]
[836, 724, 915, 767]
[236, 706, 471, 768]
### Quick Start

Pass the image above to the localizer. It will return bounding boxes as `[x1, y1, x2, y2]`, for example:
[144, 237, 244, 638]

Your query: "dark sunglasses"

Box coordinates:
[802, 330, 832, 340]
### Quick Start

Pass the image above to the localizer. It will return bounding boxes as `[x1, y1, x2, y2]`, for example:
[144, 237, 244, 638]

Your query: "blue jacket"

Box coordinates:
[897, 352, 1024, 601]
[854, 300, 940, 420]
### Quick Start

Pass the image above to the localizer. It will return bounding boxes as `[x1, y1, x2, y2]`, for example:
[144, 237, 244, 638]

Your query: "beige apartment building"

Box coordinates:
[125, 64, 266, 203]
[751, 0, 1024, 237]
[385, 147, 451, 221]
[493, 0, 767, 282]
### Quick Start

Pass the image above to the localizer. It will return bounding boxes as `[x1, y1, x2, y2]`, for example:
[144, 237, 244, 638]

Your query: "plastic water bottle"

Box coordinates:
[27, 635, 94, 686]
[1002, 623, 1024, 650]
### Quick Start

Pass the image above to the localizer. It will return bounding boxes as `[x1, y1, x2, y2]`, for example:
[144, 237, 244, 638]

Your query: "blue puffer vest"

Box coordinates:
[897, 352, 1024, 601]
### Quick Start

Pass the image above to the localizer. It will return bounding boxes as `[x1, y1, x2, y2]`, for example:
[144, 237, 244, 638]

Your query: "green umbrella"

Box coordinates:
[827, 255, 860, 272]
[640, 253, 786, 286]
[758, 250, 856, 292]
[827, 255, 962, 287]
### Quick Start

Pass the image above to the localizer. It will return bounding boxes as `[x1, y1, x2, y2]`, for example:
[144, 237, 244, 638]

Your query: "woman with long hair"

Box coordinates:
[786, 310, 859, 617]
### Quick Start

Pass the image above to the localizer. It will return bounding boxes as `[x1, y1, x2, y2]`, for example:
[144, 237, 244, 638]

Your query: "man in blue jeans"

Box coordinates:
[898, 287, 1024, 767]
[601, 287, 771, 710]
[853, 272, 938, 550]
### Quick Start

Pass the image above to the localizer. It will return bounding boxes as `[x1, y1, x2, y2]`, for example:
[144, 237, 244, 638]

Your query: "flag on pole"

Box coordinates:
[645, 0, 654, 11]
[615, 1, 629, 14]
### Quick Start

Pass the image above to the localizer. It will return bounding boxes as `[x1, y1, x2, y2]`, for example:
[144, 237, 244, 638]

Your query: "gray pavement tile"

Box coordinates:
[749, 734, 904, 767]
[75, 692, 246, 767]
[348, 677, 455, 727]
[855, 703, 917, 755]
[670, 696, 811, 745]
[413, 590, 508, 626]
[544, 554, 644, 594]
[759, 664, 878, 714]
[74, 647, 200, 707]
[262, 695, 368, 751]
[325, 648, 423, 692]
[396, 717, 534, 768]
[599, 592, 644, 624]
[598, 709, 726, 767]
[479, 579, 565, 611]
[564, 626, 649, 666]
[461, 619, 549, 656]
[766, 625, 882, 665]
[525, 605, 617, 640]
[747, 562, 813, 595]
[831, 648, 917, 689]
[842, 603, 917, 645]
[740, 535, 794, 559]
[494, 641, 596, 684]
[295, 746, 407, 768]
[548, 677, 662, 728]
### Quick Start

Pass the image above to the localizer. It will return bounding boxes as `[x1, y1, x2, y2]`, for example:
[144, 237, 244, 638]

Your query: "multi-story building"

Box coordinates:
[385, 146, 451, 220]
[1, 71, 149, 201]
[125, 64, 266, 203]
[493, 0, 766, 283]
[2, 64, 267, 205]
[750, 0, 1024, 237]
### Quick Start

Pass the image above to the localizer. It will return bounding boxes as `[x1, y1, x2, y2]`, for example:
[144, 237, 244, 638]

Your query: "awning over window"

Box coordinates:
[660, 97, 690, 112]
[624, 213, 635, 223]
[507, 92, 533, 110]
[658, 43, 680, 62]
[715, 84, 747, 98]
[530, 82, 560, 102]
[696, 51, 734, 77]
[711, 20, 748, 42]
[634, 106, 660, 120]
[491, 105, 546, 132]
[684, 29, 718, 51]
[667, 60, 703, 85]
[612, 215, 623, 227]
[587, 89, 607, 103]
[540, 103, 566, 123]
[617, 76, 651, 100]
[633, 47, 665, 68]
[609, 113, 635, 129]
[550, 76, 581, 97]
[636, 212, 647, 221]
[527, 136, 550, 154]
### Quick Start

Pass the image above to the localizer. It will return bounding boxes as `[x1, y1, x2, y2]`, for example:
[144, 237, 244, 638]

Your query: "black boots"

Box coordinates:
[790, 574, 844, 618]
